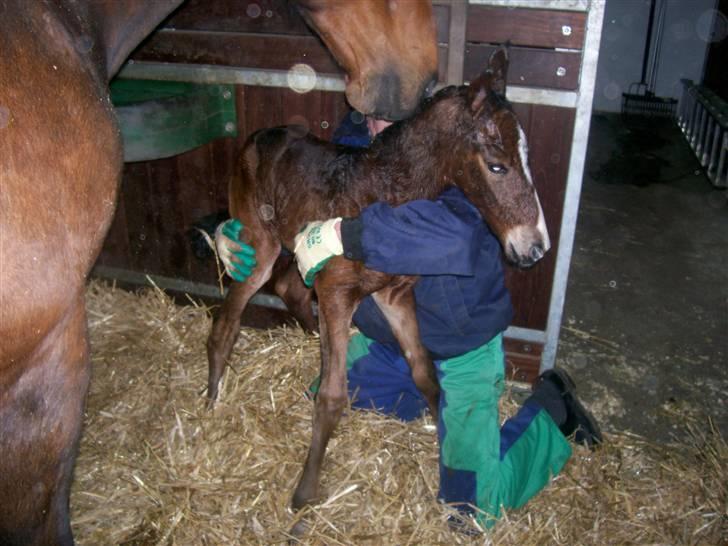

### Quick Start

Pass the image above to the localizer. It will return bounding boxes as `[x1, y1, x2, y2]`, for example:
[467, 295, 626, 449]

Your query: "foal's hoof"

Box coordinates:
[204, 391, 218, 410]
[287, 519, 309, 543]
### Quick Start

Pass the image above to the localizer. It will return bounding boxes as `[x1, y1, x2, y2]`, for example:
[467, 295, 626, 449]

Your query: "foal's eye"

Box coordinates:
[488, 163, 507, 174]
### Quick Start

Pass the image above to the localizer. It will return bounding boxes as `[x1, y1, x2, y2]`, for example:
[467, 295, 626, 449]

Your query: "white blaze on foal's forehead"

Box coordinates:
[516, 122, 551, 251]
[517, 124, 534, 185]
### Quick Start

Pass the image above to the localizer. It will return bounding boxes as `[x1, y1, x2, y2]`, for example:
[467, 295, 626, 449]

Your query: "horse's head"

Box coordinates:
[296, 0, 438, 121]
[457, 48, 550, 268]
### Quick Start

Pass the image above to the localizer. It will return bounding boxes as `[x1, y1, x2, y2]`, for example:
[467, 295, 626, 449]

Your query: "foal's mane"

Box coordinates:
[364, 80, 512, 160]
[369, 84, 463, 151]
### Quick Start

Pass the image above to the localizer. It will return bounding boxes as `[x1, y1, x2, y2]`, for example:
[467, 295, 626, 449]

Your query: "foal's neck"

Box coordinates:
[362, 93, 467, 205]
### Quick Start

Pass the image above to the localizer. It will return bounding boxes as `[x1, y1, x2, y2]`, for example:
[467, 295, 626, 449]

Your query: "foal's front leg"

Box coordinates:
[291, 278, 357, 509]
[372, 278, 440, 419]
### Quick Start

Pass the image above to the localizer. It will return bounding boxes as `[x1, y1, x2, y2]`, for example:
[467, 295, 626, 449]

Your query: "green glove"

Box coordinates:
[215, 219, 256, 282]
[293, 218, 343, 287]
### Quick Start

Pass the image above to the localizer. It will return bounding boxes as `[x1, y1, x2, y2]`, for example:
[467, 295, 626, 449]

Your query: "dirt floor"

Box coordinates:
[557, 113, 728, 443]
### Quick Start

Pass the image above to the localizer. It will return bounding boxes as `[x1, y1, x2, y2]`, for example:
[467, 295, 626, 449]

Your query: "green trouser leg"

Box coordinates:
[437, 334, 572, 528]
[309, 332, 572, 528]
[307, 332, 373, 397]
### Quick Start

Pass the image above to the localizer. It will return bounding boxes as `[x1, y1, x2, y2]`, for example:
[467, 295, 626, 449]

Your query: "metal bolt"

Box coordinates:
[556, 66, 567, 77]
[222, 90, 232, 100]
[562, 25, 572, 36]
[320, 120, 329, 129]
[224, 122, 235, 133]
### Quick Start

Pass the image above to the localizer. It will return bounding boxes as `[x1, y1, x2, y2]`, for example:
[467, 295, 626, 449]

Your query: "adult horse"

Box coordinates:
[0, 1, 437, 543]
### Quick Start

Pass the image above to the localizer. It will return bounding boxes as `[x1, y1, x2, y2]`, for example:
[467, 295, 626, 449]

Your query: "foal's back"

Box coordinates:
[236, 127, 388, 249]
[235, 88, 460, 252]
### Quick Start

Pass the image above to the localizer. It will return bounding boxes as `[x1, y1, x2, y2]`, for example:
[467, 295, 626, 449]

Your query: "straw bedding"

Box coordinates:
[71, 281, 727, 545]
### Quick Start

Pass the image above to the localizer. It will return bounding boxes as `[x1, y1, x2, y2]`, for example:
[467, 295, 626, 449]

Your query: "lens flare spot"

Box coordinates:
[287, 64, 317, 94]
[246, 3, 261, 18]
[259, 204, 275, 221]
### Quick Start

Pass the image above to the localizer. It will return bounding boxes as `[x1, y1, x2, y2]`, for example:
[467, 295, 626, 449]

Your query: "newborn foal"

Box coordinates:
[207, 48, 549, 511]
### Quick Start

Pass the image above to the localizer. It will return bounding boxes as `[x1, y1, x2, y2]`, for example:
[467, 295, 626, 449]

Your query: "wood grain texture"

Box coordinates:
[465, 44, 581, 90]
[466, 5, 586, 50]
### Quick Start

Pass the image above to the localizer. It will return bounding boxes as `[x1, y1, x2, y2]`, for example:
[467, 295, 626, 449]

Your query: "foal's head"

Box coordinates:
[455, 49, 550, 268]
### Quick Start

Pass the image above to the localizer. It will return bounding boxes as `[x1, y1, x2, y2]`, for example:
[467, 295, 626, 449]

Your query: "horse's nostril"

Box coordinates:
[529, 244, 544, 262]
[424, 75, 438, 98]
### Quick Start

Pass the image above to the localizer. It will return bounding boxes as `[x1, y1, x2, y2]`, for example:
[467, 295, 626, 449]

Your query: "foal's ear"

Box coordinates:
[467, 46, 509, 113]
[487, 46, 509, 96]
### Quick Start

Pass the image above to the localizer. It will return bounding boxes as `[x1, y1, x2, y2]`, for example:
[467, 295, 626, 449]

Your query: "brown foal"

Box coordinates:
[206, 48, 550, 512]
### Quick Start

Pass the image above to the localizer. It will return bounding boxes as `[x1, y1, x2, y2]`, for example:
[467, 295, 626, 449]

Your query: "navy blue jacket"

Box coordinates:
[333, 112, 513, 359]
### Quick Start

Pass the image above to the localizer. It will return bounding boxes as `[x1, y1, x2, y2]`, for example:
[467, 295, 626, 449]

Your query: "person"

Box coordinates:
[216, 111, 601, 530]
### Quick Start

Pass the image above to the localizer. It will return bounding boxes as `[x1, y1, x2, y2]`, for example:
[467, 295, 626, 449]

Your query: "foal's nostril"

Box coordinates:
[529, 244, 544, 263]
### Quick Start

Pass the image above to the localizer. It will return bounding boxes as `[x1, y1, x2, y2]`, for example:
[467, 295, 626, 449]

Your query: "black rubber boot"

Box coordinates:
[533, 368, 603, 449]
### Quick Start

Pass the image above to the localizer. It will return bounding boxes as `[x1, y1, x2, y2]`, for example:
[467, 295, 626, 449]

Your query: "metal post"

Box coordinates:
[541, 0, 606, 372]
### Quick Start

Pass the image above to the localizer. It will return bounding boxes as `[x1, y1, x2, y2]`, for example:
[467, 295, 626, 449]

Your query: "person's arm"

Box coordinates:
[294, 189, 482, 284]
[341, 197, 479, 276]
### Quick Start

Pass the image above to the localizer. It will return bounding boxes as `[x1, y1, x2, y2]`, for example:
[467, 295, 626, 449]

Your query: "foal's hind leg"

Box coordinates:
[206, 231, 280, 402]
[372, 279, 440, 418]
[273, 258, 317, 333]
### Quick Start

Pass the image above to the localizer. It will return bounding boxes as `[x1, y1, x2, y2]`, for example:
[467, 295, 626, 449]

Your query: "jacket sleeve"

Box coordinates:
[341, 192, 482, 276]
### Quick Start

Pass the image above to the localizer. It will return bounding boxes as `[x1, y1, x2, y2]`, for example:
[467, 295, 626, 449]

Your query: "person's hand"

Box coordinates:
[293, 218, 343, 287]
[215, 219, 256, 281]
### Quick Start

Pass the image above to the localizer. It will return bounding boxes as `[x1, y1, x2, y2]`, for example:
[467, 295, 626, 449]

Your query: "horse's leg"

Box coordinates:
[273, 259, 317, 333]
[0, 295, 89, 546]
[291, 271, 356, 509]
[372, 279, 440, 419]
[206, 230, 280, 402]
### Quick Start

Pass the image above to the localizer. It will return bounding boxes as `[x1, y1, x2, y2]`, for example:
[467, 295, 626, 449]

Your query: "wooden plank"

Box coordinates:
[132, 31, 341, 74]
[466, 5, 586, 50]
[164, 0, 311, 36]
[145, 156, 184, 278]
[504, 338, 542, 384]
[465, 44, 581, 90]
[96, 190, 131, 269]
[167, 0, 453, 45]
[446, 1, 467, 85]
[174, 144, 219, 280]
[504, 104, 575, 331]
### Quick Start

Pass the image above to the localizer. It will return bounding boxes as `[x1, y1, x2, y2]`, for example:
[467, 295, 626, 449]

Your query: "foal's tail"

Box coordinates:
[207, 132, 283, 402]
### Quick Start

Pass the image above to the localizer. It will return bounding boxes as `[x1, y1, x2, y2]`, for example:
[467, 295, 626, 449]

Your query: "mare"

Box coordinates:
[205, 48, 551, 515]
[0, 1, 437, 543]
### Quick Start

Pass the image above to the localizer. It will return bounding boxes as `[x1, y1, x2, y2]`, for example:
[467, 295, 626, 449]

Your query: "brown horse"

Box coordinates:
[0, 0, 437, 543]
[206, 48, 550, 515]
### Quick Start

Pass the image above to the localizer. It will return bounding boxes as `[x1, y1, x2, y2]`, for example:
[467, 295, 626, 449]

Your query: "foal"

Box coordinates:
[206, 48, 549, 510]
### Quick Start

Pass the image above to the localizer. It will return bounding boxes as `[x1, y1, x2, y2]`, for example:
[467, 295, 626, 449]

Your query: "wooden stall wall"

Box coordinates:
[96, 0, 589, 382]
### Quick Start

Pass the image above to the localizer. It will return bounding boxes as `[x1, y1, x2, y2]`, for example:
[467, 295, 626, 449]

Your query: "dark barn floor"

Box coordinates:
[557, 113, 728, 442]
